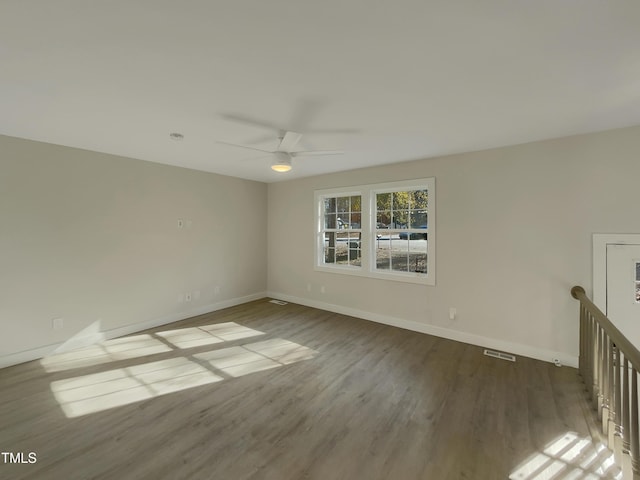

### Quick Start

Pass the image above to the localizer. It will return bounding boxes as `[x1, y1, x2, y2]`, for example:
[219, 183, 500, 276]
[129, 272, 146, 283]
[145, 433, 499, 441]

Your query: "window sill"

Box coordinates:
[314, 265, 434, 285]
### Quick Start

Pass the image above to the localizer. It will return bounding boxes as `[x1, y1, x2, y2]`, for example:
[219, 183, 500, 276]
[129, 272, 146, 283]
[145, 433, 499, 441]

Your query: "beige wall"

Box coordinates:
[267, 126, 640, 365]
[0, 135, 267, 362]
[2, 125, 638, 367]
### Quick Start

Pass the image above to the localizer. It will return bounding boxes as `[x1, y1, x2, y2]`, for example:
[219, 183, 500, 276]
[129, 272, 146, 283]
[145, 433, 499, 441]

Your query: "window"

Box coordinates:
[374, 188, 428, 274]
[315, 178, 435, 285]
[319, 194, 362, 268]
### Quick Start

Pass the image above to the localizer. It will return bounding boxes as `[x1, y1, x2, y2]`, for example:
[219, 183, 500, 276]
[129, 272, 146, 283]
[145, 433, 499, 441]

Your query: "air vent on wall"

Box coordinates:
[483, 349, 516, 362]
[269, 299, 288, 305]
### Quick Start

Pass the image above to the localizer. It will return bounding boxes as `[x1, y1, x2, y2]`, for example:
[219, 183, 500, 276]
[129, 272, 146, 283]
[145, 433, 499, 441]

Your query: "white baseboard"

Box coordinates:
[267, 291, 579, 368]
[2, 291, 578, 370]
[0, 292, 267, 369]
[106, 292, 266, 340]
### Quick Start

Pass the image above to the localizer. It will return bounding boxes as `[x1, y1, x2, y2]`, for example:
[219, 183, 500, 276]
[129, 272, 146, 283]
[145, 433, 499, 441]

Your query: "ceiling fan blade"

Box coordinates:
[305, 128, 361, 135]
[278, 131, 302, 152]
[245, 133, 279, 145]
[220, 113, 284, 132]
[217, 141, 274, 154]
[291, 150, 344, 157]
[237, 154, 271, 162]
[289, 97, 325, 132]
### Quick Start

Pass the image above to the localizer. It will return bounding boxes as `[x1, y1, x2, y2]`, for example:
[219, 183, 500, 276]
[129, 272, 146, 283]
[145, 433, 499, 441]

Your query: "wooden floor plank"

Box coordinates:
[0, 299, 617, 479]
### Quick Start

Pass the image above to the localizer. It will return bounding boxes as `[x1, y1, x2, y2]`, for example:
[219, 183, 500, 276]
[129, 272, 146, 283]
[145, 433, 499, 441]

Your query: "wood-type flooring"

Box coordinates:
[0, 299, 617, 479]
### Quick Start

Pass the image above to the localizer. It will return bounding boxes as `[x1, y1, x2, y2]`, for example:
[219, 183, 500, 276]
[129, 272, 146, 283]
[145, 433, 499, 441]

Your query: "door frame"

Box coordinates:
[593, 233, 640, 314]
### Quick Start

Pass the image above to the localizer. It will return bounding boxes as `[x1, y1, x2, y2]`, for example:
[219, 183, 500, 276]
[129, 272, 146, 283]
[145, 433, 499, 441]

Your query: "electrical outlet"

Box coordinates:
[185, 293, 192, 302]
[177, 218, 184, 229]
[449, 307, 457, 321]
[52, 318, 64, 330]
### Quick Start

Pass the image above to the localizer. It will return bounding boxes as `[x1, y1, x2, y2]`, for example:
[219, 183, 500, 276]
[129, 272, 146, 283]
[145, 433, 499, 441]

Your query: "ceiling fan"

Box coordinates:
[217, 131, 343, 173]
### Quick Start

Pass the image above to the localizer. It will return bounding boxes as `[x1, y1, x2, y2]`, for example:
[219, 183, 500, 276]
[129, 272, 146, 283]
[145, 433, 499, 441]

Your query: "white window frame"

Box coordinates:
[314, 178, 435, 285]
[315, 189, 363, 273]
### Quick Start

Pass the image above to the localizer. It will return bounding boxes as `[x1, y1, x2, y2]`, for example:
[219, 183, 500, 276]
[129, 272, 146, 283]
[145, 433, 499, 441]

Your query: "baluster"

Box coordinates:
[586, 312, 596, 398]
[603, 333, 610, 431]
[612, 343, 622, 461]
[579, 303, 585, 375]
[607, 338, 615, 442]
[595, 325, 601, 411]
[599, 327, 606, 419]
[632, 368, 639, 478]
[623, 356, 633, 479]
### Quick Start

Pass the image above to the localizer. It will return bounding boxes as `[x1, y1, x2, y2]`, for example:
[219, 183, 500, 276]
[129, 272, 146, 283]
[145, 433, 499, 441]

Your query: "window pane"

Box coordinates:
[337, 196, 350, 213]
[334, 231, 352, 265]
[323, 232, 336, 264]
[376, 237, 391, 270]
[324, 198, 336, 214]
[324, 247, 335, 264]
[324, 214, 336, 229]
[349, 212, 361, 229]
[409, 234, 428, 272]
[409, 253, 427, 274]
[347, 233, 361, 266]
[350, 196, 361, 213]
[377, 193, 391, 211]
[392, 209, 408, 229]
[377, 211, 391, 227]
[410, 189, 428, 210]
[409, 210, 427, 228]
[391, 238, 410, 272]
[391, 254, 409, 272]
[392, 191, 409, 211]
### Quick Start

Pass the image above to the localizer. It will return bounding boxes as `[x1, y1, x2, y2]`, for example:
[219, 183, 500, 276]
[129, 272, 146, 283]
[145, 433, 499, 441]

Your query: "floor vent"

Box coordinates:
[269, 299, 288, 305]
[483, 349, 516, 362]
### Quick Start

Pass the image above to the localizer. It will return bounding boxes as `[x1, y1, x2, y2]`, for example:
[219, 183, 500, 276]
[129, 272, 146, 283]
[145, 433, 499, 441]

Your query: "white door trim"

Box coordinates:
[593, 234, 640, 314]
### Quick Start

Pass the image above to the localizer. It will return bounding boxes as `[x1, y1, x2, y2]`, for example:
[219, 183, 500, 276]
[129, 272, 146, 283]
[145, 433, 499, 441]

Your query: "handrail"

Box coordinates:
[571, 285, 640, 478]
[571, 286, 640, 368]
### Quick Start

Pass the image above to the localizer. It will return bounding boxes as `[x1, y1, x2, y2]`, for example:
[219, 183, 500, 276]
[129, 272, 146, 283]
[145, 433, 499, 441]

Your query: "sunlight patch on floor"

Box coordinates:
[194, 339, 317, 378]
[244, 338, 318, 365]
[51, 356, 223, 417]
[50, 337, 317, 418]
[40, 322, 265, 372]
[155, 322, 265, 349]
[41, 334, 172, 372]
[510, 432, 622, 480]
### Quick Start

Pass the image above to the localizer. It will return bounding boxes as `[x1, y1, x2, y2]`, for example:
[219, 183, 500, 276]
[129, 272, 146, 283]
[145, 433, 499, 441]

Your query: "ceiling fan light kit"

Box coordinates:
[271, 152, 292, 173]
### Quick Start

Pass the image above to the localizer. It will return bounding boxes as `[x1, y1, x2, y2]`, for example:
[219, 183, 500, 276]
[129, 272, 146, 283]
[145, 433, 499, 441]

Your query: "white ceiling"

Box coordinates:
[1, 1, 639, 183]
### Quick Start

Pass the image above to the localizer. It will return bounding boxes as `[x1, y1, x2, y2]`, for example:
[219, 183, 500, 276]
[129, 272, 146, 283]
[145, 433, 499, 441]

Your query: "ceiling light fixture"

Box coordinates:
[271, 152, 292, 173]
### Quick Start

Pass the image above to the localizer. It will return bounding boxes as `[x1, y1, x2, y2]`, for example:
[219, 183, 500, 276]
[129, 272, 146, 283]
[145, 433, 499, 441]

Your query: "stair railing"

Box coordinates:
[572, 285, 640, 479]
